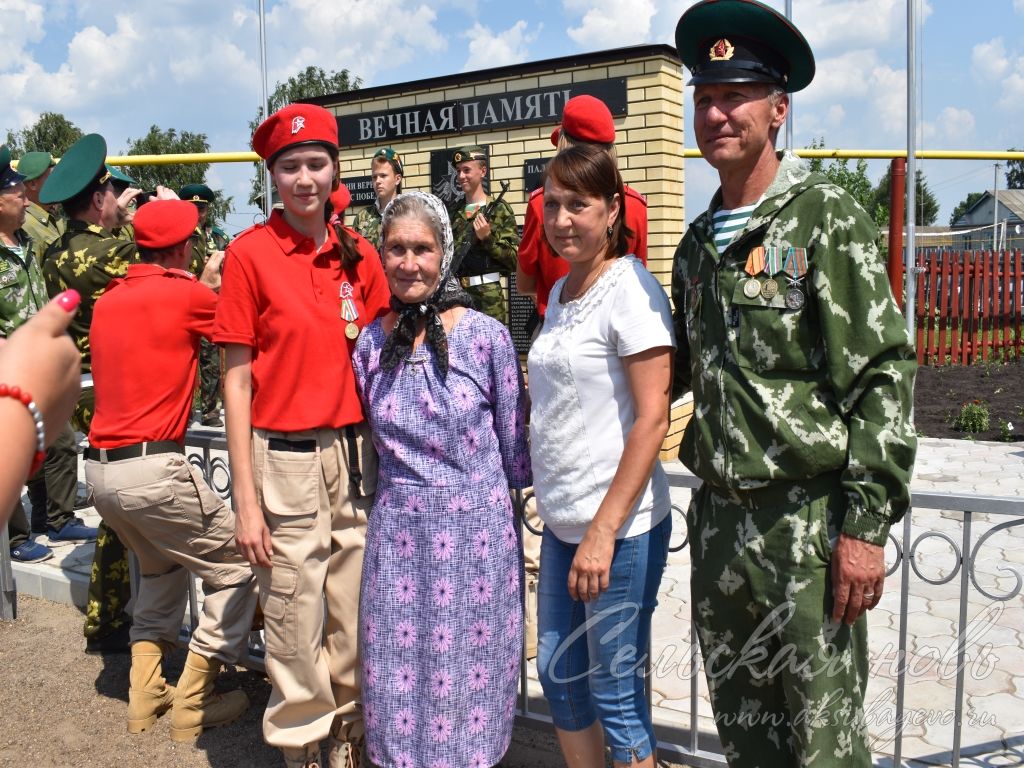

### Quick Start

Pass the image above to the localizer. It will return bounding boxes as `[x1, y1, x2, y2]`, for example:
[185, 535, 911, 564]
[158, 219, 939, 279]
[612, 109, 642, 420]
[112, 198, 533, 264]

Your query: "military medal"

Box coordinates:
[742, 247, 766, 299]
[780, 247, 808, 310]
[760, 278, 778, 300]
[785, 286, 805, 309]
[340, 282, 360, 339]
[743, 278, 762, 298]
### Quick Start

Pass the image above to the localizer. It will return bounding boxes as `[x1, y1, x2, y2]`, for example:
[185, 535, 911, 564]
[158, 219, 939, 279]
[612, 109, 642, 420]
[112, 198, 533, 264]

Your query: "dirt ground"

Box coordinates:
[0, 596, 598, 768]
[914, 361, 1024, 442]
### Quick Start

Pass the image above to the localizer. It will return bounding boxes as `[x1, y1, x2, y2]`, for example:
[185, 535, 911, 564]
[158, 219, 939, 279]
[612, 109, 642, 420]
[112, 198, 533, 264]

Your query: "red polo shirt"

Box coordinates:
[88, 264, 216, 448]
[213, 211, 390, 431]
[518, 184, 648, 316]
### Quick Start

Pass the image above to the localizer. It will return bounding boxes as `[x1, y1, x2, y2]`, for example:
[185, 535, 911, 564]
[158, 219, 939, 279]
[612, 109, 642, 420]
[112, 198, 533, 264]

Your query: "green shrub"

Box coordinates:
[953, 401, 990, 433]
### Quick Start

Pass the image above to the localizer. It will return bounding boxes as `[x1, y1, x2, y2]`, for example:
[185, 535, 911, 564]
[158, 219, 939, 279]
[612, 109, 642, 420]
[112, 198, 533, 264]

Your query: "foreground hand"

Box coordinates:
[568, 526, 615, 602]
[200, 250, 225, 290]
[154, 185, 179, 201]
[831, 533, 885, 625]
[0, 291, 81, 442]
[472, 214, 492, 241]
[235, 504, 273, 568]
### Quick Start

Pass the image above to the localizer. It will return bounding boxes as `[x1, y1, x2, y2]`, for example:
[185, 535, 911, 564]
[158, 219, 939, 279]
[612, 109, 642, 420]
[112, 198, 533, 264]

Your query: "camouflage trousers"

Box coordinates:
[463, 279, 507, 325]
[687, 477, 872, 768]
[198, 338, 222, 420]
[76, 387, 132, 641]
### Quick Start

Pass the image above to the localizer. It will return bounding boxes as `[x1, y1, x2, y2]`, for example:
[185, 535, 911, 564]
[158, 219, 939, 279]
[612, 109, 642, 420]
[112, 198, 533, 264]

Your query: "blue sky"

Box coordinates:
[2, 0, 1022, 234]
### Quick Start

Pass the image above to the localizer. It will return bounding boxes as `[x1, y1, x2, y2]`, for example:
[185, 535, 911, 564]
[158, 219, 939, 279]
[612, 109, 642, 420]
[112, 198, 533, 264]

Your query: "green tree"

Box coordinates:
[5, 112, 83, 157]
[1006, 150, 1023, 189]
[805, 137, 876, 214]
[871, 167, 939, 227]
[121, 125, 233, 225]
[949, 191, 985, 226]
[248, 65, 361, 207]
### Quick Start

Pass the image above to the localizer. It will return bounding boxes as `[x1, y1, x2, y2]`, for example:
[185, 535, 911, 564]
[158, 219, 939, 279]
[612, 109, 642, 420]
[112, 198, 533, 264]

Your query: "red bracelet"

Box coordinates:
[0, 383, 46, 477]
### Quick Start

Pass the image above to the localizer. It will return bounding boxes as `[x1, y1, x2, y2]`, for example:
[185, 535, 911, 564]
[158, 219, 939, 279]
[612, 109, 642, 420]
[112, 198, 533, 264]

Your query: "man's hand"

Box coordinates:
[116, 187, 143, 225]
[831, 533, 885, 625]
[154, 185, 179, 201]
[472, 213, 492, 242]
[200, 250, 225, 291]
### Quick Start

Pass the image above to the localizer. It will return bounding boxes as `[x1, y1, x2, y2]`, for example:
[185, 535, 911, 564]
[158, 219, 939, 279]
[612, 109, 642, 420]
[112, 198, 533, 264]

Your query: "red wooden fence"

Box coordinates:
[900, 249, 1024, 366]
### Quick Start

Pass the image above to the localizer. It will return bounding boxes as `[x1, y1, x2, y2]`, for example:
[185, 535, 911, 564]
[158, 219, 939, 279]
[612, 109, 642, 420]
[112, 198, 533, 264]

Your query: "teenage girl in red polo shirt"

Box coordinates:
[214, 104, 390, 768]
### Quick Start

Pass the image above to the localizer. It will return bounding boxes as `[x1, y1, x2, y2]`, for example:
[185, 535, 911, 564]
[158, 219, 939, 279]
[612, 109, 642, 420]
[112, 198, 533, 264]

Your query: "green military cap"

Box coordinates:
[106, 164, 137, 187]
[179, 183, 214, 205]
[451, 145, 487, 165]
[372, 147, 404, 175]
[16, 151, 55, 181]
[675, 0, 815, 93]
[0, 145, 26, 189]
[39, 133, 109, 204]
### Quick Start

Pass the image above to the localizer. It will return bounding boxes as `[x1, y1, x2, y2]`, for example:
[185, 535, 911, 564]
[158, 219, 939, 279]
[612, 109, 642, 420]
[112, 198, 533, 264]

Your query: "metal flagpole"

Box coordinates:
[259, 0, 272, 218]
[904, 0, 917, 337]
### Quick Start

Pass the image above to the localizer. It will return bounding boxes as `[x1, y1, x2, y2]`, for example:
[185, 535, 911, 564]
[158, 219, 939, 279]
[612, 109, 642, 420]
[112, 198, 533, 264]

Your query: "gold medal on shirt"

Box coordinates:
[760, 277, 779, 300]
[340, 281, 360, 339]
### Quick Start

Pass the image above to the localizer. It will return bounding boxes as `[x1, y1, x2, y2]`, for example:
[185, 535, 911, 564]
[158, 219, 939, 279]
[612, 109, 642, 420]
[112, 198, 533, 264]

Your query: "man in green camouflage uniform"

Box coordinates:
[448, 146, 518, 325]
[1, 146, 93, 560]
[671, 4, 917, 767]
[353, 146, 403, 250]
[41, 134, 142, 654]
[18, 151, 65, 266]
[179, 183, 228, 428]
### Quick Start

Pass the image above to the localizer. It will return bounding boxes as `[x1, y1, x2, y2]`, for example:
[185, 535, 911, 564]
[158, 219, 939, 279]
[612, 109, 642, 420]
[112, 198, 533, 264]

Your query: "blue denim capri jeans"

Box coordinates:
[536, 513, 671, 763]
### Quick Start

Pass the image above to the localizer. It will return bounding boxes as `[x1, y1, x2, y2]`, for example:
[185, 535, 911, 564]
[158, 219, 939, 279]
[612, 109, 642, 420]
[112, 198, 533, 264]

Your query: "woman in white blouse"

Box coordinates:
[528, 143, 675, 768]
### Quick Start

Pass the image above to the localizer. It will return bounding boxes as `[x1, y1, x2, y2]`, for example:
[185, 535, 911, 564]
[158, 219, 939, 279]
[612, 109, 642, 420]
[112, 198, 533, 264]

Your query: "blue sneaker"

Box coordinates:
[10, 540, 54, 563]
[47, 517, 98, 542]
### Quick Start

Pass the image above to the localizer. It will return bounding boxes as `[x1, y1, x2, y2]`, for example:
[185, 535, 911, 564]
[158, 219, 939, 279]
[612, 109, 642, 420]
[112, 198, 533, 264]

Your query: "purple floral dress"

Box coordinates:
[352, 310, 531, 768]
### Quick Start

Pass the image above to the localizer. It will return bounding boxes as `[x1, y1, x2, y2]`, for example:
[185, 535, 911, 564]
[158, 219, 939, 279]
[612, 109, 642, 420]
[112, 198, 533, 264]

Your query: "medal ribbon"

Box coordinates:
[763, 246, 783, 276]
[782, 247, 807, 279]
[341, 298, 358, 322]
[744, 247, 765, 276]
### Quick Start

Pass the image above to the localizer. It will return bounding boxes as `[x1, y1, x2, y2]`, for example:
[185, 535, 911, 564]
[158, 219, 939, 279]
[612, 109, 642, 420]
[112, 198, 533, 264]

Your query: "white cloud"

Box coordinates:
[923, 106, 976, 146]
[463, 21, 540, 71]
[0, 0, 46, 69]
[999, 70, 1024, 112]
[971, 38, 1010, 81]
[564, 0, 656, 48]
[1015, 0, 1024, 13]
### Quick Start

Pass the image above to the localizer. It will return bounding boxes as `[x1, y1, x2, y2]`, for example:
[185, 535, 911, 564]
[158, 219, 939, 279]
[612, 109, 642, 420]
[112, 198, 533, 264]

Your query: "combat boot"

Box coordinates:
[168, 651, 248, 742]
[326, 718, 364, 768]
[127, 640, 175, 733]
[282, 745, 321, 768]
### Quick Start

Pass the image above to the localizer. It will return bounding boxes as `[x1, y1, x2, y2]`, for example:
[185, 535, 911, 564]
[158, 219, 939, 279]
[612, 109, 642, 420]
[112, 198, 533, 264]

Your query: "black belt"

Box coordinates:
[267, 438, 317, 452]
[86, 440, 183, 462]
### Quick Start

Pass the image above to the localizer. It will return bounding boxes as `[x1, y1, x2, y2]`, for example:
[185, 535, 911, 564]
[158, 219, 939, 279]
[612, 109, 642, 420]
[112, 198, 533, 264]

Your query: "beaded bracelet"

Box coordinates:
[0, 383, 46, 477]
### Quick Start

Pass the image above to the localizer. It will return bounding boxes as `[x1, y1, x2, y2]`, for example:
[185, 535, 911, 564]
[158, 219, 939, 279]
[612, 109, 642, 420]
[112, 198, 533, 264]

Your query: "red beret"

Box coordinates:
[330, 184, 351, 213]
[550, 95, 616, 146]
[133, 200, 199, 249]
[252, 103, 338, 162]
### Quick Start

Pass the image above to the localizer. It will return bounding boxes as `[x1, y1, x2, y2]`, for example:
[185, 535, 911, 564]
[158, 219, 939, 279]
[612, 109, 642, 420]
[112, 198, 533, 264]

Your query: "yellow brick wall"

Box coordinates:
[329, 50, 684, 291]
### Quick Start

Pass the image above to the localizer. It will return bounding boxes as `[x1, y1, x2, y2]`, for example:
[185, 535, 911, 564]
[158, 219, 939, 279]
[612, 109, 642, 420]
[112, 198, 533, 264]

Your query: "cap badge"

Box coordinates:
[290, 116, 306, 135]
[709, 38, 735, 62]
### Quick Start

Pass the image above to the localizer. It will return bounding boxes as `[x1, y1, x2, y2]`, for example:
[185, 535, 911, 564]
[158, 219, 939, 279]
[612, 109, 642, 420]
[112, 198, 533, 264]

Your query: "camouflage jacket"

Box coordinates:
[43, 219, 139, 370]
[450, 195, 519, 276]
[0, 231, 48, 337]
[353, 204, 383, 251]
[187, 226, 208, 277]
[671, 151, 917, 546]
[22, 201, 64, 265]
[206, 225, 229, 253]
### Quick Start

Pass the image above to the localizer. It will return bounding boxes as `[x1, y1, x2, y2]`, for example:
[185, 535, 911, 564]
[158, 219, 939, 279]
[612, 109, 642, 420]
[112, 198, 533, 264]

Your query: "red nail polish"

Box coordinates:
[57, 289, 81, 312]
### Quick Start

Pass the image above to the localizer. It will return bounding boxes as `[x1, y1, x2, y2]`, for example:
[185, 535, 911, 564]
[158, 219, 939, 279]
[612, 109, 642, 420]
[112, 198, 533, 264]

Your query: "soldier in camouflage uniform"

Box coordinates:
[17, 151, 65, 266]
[671, 4, 917, 767]
[448, 146, 518, 325]
[353, 146, 403, 251]
[40, 134, 143, 654]
[1, 146, 93, 561]
[180, 183, 228, 428]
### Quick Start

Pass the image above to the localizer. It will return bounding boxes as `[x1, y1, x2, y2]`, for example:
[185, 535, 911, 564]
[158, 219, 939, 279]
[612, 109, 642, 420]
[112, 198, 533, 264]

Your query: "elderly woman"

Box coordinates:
[352, 191, 531, 768]
[528, 144, 675, 768]
[215, 104, 390, 768]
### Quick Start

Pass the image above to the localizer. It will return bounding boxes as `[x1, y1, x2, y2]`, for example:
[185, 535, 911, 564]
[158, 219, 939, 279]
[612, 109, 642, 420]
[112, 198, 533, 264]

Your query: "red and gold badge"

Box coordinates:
[709, 38, 735, 61]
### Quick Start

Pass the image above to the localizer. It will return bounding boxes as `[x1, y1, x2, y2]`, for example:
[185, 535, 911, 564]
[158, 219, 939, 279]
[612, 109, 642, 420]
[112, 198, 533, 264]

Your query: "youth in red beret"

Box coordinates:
[132, 200, 199, 249]
[214, 103, 389, 764]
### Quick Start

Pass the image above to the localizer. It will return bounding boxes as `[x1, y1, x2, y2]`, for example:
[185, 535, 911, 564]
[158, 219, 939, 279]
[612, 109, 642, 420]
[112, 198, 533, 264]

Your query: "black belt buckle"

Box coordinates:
[267, 438, 317, 453]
